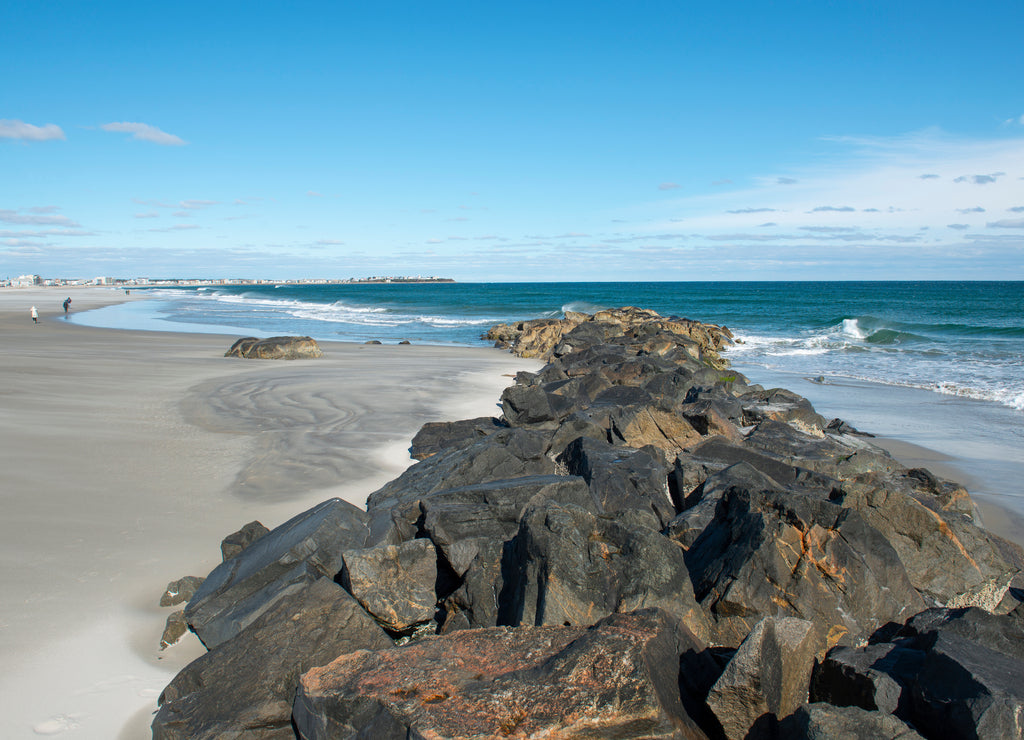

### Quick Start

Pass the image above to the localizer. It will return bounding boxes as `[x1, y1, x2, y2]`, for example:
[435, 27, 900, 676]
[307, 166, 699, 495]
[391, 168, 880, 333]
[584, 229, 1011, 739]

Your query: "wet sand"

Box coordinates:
[0, 287, 538, 739]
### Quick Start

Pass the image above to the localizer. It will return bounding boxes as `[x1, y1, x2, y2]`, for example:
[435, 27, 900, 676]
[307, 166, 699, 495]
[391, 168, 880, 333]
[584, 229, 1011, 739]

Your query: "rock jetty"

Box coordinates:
[154, 307, 1024, 739]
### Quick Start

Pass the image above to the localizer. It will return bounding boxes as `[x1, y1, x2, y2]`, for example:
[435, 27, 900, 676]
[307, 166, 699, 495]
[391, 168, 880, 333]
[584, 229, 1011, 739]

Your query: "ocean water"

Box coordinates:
[75, 281, 1024, 413]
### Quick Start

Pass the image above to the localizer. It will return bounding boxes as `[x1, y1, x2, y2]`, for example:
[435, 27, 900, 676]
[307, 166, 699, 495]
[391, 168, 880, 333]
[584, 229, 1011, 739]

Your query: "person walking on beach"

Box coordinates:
[63, 297, 71, 314]
[30, 306, 38, 323]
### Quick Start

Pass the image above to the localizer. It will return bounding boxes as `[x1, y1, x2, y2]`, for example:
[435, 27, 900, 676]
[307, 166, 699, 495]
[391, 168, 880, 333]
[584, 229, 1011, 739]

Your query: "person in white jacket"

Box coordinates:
[30, 306, 38, 323]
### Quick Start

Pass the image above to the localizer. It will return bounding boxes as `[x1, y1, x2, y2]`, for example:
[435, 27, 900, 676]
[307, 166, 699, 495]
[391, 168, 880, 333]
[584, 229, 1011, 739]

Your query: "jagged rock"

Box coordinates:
[365, 427, 556, 546]
[421, 474, 595, 576]
[811, 642, 921, 715]
[293, 609, 722, 740]
[220, 520, 270, 561]
[707, 616, 824, 739]
[781, 703, 925, 739]
[184, 498, 369, 649]
[558, 436, 675, 529]
[160, 609, 189, 650]
[408, 416, 507, 460]
[811, 607, 1024, 739]
[667, 462, 789, 550]
[834, 476, 1020, 609]
[484, 306, 732, 367]
[224, 336, 323, 360]
[340, 538, 439, 634]
[153, 578, 391, 740]
[740, 388, 828, 433]
[685, 487, 925, 647]
[160, 576, 206, 607]
[501, 498, 711, 641]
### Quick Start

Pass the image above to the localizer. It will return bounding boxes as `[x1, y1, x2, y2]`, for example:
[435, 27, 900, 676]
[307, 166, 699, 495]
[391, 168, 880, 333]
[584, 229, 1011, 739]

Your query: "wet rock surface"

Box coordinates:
[155, 306, 1024, 739]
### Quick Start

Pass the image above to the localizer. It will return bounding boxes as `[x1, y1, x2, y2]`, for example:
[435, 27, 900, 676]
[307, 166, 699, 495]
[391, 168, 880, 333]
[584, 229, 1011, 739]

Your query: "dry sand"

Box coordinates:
[0, 286, 539, 739]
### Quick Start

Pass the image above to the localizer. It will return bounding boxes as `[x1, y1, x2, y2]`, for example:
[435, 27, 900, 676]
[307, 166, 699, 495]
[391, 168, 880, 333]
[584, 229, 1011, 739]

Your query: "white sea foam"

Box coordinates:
[841, 318, 867, 339]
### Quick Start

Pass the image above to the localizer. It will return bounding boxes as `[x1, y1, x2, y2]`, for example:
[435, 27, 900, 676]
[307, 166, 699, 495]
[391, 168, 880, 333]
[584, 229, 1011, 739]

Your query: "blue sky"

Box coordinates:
[3, 1, 1023, 281]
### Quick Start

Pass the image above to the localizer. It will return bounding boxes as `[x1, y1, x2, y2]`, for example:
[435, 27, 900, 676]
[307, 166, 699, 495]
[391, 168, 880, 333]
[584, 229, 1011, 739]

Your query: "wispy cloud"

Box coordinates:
[987, 218, 1024, 229]
[953, 172, 1004, 185]
[101, 122, 186, 146]
[148, 224, 201, 232]
[726, 207, 776, 214]
[0, 119, 65, 141]
[809, 205, 855, 213]
[0, 208, 79, 227]
[658, 182, 680, 191]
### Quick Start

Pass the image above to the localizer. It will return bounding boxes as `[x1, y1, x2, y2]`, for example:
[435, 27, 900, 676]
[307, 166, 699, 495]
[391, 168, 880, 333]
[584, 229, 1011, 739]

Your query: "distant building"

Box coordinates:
[13, 274, 41, 287]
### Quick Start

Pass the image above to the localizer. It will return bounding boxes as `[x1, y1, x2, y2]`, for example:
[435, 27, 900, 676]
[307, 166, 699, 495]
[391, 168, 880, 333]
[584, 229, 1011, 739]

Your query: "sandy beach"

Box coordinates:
[0, 287, 539, 739]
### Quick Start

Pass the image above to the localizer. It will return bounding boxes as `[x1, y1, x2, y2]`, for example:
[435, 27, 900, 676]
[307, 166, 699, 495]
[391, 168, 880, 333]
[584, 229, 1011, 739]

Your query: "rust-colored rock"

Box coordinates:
[293, 609, 721, 739]
[484, 306, 732, 369]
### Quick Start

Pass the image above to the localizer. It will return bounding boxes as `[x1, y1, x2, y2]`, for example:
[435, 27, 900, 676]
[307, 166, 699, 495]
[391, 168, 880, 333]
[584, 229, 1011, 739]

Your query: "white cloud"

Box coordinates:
[644, 130, 1024, 252]
[0, 119, 65, 141]
[0, 208, 79, 227]
[100, 122, 186, 146]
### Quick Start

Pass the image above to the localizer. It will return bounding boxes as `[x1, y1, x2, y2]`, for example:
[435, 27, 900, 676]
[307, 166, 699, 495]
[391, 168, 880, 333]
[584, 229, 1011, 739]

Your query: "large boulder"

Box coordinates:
[408, 416, 507, 460]
[780, 703, 925, 739]
[365, 427, 556, 546]
[558, 436, 676, 529]
[834, 475, 1021, 609]
[293, 609, 722, 740]
[501, 499, 710, 641]
[685, 487, 925, 647]
[340, 538, 439, 634]
[811, 607, 1024, 739]
[184, 498, 369, 649]
[707, 616, 824, 739]
[224, 336, 323, 360]
[420, 474, 595, 576]
[153, 578, 391, 740]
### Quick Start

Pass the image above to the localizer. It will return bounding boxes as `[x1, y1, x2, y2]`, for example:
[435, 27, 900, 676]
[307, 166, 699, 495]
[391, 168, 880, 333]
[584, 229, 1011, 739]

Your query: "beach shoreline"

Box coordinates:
[0, 287, 539, 739]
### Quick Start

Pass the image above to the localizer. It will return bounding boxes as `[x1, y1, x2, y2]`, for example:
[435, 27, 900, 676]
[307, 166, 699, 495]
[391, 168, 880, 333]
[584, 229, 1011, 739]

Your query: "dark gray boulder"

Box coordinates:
[834, 477, 1020, 609]
[685, 487, 925, 648]
[224, 336, 323, 360]
[558, 436, 675, 529]
[365, 427, 556, 546]
[220, 520, 270, 561]
[811, 607, 1024, 739]
[184, 498, 369, 649]
[408, 416, 507, 460]
[340, 538, 439, 634]
[666, 462, 788, 550]
[153, 578, 391, 740]
[293, 609, 722, 740]
[420, 474, 595, 576]
[707, 616, 824, 739]
[811, 641, 922, 715]
[501, 499, 710, 641]
[781, 703, 925, 739]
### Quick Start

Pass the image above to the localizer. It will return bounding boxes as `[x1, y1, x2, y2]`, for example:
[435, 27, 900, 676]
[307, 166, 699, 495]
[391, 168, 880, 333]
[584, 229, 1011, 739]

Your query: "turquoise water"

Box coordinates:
[75, 281, 1024, 412]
